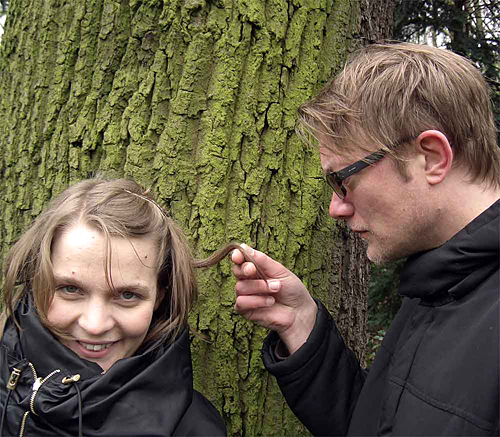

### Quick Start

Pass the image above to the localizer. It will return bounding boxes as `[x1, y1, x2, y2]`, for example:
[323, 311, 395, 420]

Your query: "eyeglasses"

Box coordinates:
[325, 150, 386, 199]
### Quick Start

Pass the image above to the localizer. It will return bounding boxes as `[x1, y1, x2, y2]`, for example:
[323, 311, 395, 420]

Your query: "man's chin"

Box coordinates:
[367, 253, 386, 266]
[367, 245, 400, 266]
[366, 245, 409, 266]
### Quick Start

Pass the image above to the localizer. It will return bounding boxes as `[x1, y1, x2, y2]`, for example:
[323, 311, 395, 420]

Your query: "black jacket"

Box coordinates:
[0, 298, 226, 436]
[263, 200, 500, 436]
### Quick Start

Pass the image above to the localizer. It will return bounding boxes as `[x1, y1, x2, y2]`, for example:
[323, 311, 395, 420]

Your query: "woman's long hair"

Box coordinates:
[1, 178, 255, 349]
[2, 177, 262, 348]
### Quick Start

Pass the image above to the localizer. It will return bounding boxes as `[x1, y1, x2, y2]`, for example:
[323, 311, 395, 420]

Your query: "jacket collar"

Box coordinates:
[2, 296, 194, 435]
[399, 200, 499, 301]
[14, 296, 103, 379]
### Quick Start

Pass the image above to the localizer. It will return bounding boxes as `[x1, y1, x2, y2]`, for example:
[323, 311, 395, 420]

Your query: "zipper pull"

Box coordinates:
[32, 377, 42, 392]
[7, 367, 21, 390]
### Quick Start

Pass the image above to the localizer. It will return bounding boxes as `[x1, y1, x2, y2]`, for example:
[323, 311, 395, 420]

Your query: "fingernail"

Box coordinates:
[266, 296, 275, 306]
[243, 264, 252, 276]
[268, 280, 280, 291]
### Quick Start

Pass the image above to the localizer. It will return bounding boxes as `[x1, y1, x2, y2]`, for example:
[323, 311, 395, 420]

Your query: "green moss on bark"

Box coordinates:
[0, 0, 382, 435]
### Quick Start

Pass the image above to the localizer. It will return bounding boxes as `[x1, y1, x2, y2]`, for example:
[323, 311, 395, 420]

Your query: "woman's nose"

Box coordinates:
[78, 300, 114, 336]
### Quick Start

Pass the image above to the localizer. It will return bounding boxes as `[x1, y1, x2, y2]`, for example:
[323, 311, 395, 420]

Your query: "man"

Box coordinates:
[231, 42, 500, 436]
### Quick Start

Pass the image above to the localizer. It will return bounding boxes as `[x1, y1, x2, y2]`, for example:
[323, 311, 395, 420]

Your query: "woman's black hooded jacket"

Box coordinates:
[0, 298, 226, 436]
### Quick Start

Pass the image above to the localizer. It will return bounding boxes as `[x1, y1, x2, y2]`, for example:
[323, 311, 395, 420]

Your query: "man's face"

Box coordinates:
[320, 145, 440, 264]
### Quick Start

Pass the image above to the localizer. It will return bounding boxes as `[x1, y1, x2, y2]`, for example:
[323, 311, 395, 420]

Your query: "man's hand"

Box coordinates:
[232, 245, 318, 355]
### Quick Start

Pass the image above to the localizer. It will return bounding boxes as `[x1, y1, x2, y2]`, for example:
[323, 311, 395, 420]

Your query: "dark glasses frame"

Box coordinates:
[326, 150, 386, 199]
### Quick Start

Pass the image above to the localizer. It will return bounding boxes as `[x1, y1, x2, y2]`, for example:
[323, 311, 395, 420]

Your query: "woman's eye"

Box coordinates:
[56, 285, 82, 298]
[120, 291, 137, 301]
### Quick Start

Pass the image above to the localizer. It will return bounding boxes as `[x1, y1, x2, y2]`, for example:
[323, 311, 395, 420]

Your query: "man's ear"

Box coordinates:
[154, 287, 166, 311]
[416, 130, 454, 185]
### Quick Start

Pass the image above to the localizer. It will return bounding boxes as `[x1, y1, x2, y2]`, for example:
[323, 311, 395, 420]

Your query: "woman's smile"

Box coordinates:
[77, 340, 116, 353]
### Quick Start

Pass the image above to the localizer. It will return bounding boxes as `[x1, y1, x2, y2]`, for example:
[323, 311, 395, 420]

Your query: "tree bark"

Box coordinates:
[0, 0, 394, 434]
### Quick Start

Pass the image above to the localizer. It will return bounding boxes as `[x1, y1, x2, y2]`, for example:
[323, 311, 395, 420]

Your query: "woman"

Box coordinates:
[0, 177, 226, 436]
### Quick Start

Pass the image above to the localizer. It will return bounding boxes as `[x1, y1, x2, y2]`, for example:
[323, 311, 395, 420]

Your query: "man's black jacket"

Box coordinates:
[263, 200, 499, 436]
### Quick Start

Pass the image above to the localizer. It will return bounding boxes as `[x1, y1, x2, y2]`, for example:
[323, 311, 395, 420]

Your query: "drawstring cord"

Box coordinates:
[1, 369, 83, 437]
[1, 367, 21, 437]
[62, 374, 83, 437]
[74, 381, 83, 437]
[0, 389, 13, 437]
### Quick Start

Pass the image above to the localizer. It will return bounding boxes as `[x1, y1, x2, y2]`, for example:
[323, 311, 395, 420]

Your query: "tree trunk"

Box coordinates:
[0, 0, 394, 434]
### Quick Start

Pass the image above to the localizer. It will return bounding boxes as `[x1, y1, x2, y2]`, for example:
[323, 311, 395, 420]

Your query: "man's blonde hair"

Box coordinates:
[297, 42, 500, 187]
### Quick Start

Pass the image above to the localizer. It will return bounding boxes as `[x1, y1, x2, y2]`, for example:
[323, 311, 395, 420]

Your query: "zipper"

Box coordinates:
[17, 363, 60, 437]
[18, 411, 29, 437]
[27, 362, 37, 383]
[30, 368, 61, 415]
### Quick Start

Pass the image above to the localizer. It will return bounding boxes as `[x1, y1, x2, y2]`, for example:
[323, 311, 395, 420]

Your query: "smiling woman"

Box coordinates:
[0, 177, 227, 437]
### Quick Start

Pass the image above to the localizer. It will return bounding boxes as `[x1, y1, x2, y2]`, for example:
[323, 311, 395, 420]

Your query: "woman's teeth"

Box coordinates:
[79, 342, 113, 351]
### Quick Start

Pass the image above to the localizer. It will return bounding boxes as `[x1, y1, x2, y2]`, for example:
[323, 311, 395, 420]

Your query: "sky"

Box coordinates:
[0, 15, 5, 40]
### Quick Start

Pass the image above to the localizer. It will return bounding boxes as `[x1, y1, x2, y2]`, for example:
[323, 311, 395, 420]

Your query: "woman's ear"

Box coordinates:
[416, 130, 454, 185]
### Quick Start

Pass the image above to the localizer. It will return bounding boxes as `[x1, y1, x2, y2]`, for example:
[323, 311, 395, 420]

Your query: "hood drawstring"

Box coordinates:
[62, 374, 83, 437]
[0, 389, 13, 437]
[0, 367, 22, 437]
[0, 369, 83, 437]
[75, 381, 83, 437]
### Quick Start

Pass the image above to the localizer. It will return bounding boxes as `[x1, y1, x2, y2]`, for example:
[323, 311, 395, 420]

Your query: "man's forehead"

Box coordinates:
[318, 131, 370, 156]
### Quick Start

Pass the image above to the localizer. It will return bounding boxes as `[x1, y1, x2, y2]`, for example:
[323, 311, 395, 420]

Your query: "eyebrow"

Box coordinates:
[53, 274, 84, 287]
[111, 284, 152, 296]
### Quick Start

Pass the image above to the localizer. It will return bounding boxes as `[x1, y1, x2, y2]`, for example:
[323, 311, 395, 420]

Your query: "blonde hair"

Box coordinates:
[297, 42, 500, 187]
[2, 177, 198, 348]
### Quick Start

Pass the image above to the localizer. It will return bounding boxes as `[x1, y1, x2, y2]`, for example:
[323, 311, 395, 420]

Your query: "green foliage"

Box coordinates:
[365, 329, 386, 366]
[368, 260, 404, 330]
[366, 260, 404, 365]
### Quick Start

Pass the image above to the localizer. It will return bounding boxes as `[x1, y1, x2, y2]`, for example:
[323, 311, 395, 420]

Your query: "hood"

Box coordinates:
[399, 200, 499, 301]
[0, 296, 194, 436]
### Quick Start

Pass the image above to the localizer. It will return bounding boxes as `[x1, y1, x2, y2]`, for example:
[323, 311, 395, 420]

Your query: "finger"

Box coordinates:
[234, 295, 275, 312]
[236, 305, 296, 333]
[231, 248, 245, 265]
[231, 243, 257, 265]
[232, 261, 259, 279]
[234, 279, 270, 296]
[241, 247, 290, 280]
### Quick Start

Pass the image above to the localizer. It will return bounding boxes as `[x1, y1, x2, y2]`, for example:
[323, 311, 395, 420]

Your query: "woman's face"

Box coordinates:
[47, 223, 162, 371]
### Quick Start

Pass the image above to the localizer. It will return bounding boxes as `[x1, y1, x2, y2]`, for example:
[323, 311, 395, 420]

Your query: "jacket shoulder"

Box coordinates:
[173, 390, 226, 436]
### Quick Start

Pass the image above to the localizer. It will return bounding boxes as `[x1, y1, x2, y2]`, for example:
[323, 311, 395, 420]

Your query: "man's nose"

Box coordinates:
[329, 192, 355, 219]
[78, 300, 114, 336]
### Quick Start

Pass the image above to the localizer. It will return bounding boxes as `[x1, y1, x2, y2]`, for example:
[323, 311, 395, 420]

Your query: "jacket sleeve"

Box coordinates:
[173, 391, 227, 436]
[262, 300, 367, 436]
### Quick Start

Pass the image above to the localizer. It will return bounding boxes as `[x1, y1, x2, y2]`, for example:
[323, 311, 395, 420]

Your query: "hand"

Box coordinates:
[232, 245, 318, 355]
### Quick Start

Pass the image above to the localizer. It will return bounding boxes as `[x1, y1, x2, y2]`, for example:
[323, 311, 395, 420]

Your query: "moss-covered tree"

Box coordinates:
[0, 0, 394, 434]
